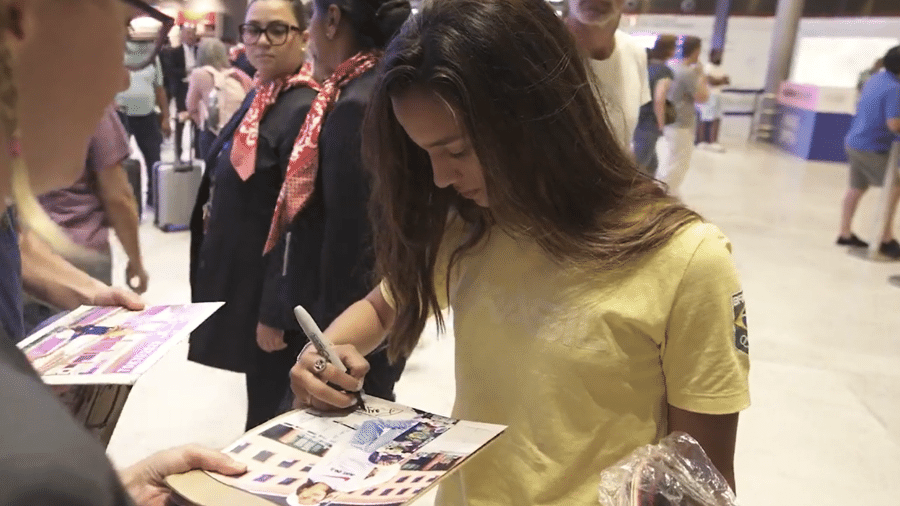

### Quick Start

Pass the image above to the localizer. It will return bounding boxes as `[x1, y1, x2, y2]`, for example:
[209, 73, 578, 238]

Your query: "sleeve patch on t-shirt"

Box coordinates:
[732, 291, 749, 354]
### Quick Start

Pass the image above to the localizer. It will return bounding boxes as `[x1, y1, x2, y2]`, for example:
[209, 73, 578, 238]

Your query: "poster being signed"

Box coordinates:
[167, 396, 506, 506]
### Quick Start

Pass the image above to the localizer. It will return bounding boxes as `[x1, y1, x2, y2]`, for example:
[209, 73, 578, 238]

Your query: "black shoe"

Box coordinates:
[879, 239, 900, 259]
[836, 234, 868, 248]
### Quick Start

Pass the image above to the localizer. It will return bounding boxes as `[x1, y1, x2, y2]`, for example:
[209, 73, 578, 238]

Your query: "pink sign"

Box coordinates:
[778, 82, 820, 110]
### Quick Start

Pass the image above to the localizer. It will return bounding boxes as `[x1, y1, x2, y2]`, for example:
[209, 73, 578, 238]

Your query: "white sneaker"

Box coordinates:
[696, 142, 709, 150]
[709, 143, 726, 153]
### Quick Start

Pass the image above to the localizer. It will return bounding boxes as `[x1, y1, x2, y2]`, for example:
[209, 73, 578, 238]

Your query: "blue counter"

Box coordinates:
[775, 83, 856, 162]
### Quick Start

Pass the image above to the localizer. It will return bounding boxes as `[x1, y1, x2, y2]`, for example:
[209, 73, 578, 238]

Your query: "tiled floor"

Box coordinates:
[105, 130, 900, 505]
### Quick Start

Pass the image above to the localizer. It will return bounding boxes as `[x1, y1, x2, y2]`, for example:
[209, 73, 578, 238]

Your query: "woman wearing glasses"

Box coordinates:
[0, 0, 246, 504]
[188, 0, 318, 431]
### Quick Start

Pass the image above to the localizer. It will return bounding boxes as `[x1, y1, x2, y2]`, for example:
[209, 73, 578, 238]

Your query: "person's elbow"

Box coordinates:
[100, 190, 137, 216]
[887, 118, 900, 135]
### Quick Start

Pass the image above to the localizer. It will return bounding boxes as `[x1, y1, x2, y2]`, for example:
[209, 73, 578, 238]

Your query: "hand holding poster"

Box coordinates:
[167, 396, 506, 506]
[16, 303, 223, 445]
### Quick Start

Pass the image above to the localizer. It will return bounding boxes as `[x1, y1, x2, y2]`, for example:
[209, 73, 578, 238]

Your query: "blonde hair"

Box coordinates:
[0, 11, 99, 263]
[197, 38, 229, 70]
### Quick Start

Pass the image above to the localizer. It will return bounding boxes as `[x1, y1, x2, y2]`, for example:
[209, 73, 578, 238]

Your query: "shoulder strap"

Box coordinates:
[221, 68, 245, 86]
[203, 90, 257, 168]
[202, 66, 223, 88]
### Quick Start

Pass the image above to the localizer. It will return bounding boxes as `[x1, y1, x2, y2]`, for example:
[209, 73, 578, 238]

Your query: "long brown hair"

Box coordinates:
[364, 0, 700, 362]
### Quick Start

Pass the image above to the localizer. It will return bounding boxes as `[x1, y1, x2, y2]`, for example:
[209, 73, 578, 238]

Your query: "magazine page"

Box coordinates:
[175, 396, 505, 506]
[17, 303, 223, 385]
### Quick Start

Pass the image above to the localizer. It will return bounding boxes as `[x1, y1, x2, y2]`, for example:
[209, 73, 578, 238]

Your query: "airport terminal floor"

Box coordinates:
[103, 133, 899, 505]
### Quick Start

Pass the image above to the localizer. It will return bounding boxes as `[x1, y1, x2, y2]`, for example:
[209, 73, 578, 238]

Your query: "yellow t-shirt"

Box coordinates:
[382, 219, 750, 506]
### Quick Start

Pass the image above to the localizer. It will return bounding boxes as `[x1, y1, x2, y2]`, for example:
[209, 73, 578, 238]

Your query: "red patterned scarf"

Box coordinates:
[230, 61, 318, 180]
[262, 51, 380, 254]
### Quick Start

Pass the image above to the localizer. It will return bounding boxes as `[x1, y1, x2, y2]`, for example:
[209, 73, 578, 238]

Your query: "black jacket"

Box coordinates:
[161, 45, 192, 111]
[257, 71, 378, 333]
[189, 85, 316, 372]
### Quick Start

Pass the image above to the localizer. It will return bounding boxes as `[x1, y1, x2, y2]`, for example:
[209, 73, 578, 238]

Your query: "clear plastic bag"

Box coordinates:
[597, 432, 739, 506]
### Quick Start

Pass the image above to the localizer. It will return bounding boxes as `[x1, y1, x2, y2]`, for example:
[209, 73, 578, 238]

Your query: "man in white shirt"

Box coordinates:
[697, 48, 731, 152]
[564, 0, 651, 151]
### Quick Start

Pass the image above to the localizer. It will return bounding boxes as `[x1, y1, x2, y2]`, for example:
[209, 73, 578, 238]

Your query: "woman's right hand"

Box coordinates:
[256, 322, 287, 352]
[291, 344, 370, 410]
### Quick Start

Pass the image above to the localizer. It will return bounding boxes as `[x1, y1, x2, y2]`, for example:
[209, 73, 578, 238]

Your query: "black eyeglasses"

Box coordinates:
[121, 0, 175, 71]
[239, 22, 302, 47]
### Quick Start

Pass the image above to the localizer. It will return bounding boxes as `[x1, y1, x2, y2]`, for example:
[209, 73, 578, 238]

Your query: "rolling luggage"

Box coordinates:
[153, 124, 203, 232]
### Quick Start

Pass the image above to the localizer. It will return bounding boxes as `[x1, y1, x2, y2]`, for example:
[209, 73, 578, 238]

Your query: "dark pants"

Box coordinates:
[697, 119, 721, 145]
[244, 331, 408, 431]
[175, 119, 204, 162]
[197, 129, 217, 161]
[633, 127, 662, 177]
[121, 112, 162, 205]
[175, 117, 187, 161]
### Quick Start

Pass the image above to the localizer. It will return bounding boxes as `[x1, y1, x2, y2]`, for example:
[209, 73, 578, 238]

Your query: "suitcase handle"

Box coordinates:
[174, 164, 195, 173]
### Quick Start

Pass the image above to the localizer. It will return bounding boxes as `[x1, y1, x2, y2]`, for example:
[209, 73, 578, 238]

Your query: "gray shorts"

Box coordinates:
[846, 145, 897, 190]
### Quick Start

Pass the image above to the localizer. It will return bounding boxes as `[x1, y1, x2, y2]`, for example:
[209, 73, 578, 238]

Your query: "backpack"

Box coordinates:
[203, 66, 246, 135]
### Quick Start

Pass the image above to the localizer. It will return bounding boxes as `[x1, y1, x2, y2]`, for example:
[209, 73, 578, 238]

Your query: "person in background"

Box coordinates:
[116, 34, 170, 207]
[564, 0, 650, 150]
[161, 24, 200, 162]
[838, 46, 900, 259]
[189, 0, 318, 430]
[291, 2, 748, 505]
[696, 47, 730, 152]
[0, 0, 247, 502]
[658, 36, 709, 195]
[185, 38, 253, 159]
[254, 0, 412, 428]
[633, 34, 677, 176]
[857, 57, 884, 94]
[23, 105, 149, 332]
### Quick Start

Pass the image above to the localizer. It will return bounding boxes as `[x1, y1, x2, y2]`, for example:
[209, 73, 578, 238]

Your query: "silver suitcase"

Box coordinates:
[153, 159, 202, 232]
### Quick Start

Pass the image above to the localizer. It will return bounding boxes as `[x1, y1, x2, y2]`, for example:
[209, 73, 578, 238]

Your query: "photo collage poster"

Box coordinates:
[205, 397, 505, 506]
